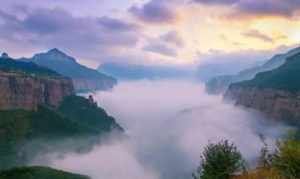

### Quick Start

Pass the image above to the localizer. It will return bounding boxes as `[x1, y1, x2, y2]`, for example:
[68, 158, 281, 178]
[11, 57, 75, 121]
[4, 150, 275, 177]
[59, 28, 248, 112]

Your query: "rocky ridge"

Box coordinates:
[207, 46, 300, 94]
[225, 51, 300, 123]
[0, 53, 74, 110]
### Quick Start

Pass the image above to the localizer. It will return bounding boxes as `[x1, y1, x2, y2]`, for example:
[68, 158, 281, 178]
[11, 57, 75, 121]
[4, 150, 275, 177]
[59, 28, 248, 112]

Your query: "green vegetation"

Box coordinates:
[272, 136, 300, 178]
[58, 95, 123, 133]
[0, 95, 122, 170]
[0, 166, 89, 179]
[233, 52, 300, 92]
[197, 135, 300, 179]
[193, 140, 245, 179]
[0, 57, 62, 78]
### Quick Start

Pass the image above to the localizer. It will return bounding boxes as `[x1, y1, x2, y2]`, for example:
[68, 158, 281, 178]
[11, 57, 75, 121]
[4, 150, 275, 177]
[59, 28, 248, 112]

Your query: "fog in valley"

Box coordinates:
[33, 80, 287, 179]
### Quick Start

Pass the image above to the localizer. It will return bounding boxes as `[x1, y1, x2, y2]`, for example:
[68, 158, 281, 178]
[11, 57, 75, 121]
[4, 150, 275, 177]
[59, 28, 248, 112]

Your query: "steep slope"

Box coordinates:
[0, 166, 89, 179]
[23, 49, 117, 92]
[206, 47, 300, 94]
[0, 54, 74, 110]
[226, 52, 300, 123]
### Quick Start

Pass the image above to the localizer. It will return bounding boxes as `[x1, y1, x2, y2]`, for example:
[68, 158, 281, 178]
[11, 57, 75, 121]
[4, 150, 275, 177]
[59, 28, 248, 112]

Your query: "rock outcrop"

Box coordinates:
[0, 72, 74, 110]
[0, 54, 74, 110]
[225, 87, 300, 122]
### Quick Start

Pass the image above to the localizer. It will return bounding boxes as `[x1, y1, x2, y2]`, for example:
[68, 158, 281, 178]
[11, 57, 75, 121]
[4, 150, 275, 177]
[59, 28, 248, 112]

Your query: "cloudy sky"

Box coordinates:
[0, 0, 300, 67]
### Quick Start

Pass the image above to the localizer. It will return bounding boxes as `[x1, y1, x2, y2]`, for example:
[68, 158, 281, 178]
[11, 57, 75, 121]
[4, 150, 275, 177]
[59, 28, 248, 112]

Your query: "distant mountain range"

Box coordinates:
[98, 62, 193, 80]
[21, 49, 117, 92]
[233, 52, 300, 92]
[226, 50, 300, 123]
[206, 47, 300, 94]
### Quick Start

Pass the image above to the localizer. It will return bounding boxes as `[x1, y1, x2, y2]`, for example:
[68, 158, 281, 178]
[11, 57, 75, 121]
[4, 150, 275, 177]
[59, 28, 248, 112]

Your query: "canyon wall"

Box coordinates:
[0, 72, 74, 110]
[225, 86, 300, 122]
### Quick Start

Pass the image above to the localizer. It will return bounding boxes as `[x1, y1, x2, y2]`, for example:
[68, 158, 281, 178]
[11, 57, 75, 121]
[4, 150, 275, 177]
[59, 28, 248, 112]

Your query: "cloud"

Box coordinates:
[193, 0, 238, 5]
[129, 0, 178, 24]
[193, 0, 300, 18]
[160, 31, 184, 48]
[98, 16, 140, 32]
[141, 30, 185, 58]
[34, 80, 287, 179]
[0, 7, 142, 65]
[143, 41, 178, 57]
[236, 0, 300, 17]
[243, 30, 274, 43]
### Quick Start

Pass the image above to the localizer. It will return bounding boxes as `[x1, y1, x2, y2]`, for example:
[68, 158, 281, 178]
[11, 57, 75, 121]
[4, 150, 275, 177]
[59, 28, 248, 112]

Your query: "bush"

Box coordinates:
[193, 140, 245, 179]
[272, 137, 300, 179]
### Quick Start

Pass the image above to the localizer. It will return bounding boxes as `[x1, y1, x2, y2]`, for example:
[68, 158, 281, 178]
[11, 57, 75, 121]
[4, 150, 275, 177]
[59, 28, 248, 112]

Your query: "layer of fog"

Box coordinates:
[33, 80, 287, 179]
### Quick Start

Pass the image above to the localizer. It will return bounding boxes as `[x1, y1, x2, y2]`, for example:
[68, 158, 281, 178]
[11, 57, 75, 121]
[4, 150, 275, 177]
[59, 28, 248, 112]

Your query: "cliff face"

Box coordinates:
[226, 87, 300, 122]
[0, 72, 74, 110]
[224, 50, 300, 123]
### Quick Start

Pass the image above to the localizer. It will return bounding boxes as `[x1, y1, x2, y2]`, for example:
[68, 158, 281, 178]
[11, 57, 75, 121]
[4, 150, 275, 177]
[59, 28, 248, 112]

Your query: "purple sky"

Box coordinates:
[0, 0, 299, 68]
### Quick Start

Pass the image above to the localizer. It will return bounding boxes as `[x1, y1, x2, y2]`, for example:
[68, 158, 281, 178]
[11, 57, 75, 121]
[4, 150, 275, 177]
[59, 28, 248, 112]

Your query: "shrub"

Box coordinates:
[272, 137, 300, 179]
[193, 140, 245, 179]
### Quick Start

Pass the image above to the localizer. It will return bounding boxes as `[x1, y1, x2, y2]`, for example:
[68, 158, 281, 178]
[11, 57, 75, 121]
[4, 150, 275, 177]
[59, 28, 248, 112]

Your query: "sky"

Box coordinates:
[0, 0, 300, 68]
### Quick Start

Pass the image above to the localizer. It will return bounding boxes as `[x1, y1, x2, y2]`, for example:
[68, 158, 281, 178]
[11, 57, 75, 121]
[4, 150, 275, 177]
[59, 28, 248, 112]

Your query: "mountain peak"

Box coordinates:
[47, 48, 66, 56]
[1, 52, 10, 59]
[35, 48, 76, 62]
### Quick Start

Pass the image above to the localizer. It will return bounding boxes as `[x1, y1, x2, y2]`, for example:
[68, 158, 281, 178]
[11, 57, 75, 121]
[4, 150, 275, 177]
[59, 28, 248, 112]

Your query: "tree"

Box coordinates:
[193, 140, 245, 179]
[272, 135, 300, 179]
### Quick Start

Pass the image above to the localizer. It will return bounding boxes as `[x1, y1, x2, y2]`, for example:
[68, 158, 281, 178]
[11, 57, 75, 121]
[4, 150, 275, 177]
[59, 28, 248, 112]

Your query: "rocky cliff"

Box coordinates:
[0, 54, 74, 110]
[225, 51, 300, 123]
[225, 87, 300, 122]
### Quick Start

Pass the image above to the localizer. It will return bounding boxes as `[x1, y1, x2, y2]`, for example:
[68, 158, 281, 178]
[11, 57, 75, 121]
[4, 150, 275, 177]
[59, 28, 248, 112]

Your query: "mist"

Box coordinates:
[32, 80, 287, 179]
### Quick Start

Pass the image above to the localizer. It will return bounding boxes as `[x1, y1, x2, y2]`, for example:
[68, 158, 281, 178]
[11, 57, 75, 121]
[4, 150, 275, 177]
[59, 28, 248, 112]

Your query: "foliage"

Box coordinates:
[272, 136, 300, 179]
[0, 166, 89, 179]
[58, 95, 123, 133]
[235, 133, 300, 179]
[232, 168, 284, 179]
[193, 140, 245, 179]
[232, 52, 300, 92]
[0, 95, 123, 170]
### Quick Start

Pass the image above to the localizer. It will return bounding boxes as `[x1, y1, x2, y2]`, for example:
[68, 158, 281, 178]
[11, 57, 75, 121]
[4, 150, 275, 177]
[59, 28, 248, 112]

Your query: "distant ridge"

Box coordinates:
[22, 49, 117, 92]
[206, 46, 300, 94]
[98, 62, 192, 80]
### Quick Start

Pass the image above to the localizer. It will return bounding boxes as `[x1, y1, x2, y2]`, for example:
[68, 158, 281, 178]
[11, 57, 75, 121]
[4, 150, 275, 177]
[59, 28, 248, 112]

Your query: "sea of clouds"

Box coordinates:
[33, 80, 287, 179]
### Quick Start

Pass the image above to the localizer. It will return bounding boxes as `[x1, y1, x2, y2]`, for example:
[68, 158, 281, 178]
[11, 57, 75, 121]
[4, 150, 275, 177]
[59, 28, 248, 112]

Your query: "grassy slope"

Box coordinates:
[0, 166, 89, 179]
[58, 95, 122, 133]
[232, 52, 300, 92]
